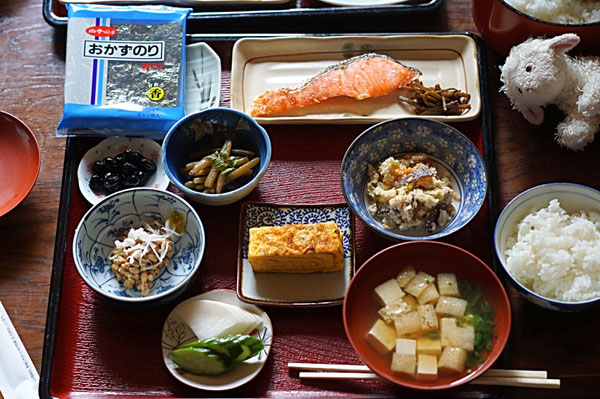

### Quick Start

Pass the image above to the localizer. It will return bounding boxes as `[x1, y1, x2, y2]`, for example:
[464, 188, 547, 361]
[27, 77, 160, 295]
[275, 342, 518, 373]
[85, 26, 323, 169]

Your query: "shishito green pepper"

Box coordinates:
[171, 334, 264, 375]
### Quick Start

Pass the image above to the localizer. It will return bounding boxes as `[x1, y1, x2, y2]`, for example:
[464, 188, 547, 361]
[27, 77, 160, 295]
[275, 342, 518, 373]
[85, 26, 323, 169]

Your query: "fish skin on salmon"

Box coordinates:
[249, 53, 421, 117]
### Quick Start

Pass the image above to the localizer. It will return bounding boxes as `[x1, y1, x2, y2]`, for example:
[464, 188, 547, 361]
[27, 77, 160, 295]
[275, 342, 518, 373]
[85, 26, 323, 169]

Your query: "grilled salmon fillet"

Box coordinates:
[250, 53, 421, 117]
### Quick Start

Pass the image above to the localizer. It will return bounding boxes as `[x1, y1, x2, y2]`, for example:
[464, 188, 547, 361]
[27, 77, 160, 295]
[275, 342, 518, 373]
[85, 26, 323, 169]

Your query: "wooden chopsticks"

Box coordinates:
[288, 363, 560, 389]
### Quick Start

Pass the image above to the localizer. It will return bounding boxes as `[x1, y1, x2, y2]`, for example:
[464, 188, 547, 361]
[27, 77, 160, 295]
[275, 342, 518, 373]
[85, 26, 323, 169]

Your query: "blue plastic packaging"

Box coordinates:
[57, 5, 191, 138]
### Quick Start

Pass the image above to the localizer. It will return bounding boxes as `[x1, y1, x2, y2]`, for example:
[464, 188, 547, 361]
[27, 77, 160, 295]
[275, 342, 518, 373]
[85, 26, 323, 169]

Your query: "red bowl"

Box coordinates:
[472, 0, 600, 55]
[343, 241, 511, 390]
[0, 111, 40, 217]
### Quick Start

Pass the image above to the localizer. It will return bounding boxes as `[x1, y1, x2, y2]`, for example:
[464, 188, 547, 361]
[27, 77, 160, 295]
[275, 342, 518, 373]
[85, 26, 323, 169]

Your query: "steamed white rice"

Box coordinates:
[504, 199, 600, 302]
[504, 0, 600, 24]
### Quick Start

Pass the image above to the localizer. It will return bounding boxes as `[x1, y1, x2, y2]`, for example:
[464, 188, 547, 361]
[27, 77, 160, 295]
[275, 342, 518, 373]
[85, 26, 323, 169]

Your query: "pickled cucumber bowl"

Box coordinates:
[343, 241, 511, 390]
[162, 289, 273, 390]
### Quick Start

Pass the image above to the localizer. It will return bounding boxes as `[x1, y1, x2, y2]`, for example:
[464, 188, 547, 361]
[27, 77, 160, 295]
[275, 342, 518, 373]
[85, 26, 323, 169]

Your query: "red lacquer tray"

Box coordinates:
[40, 33, 502, 398]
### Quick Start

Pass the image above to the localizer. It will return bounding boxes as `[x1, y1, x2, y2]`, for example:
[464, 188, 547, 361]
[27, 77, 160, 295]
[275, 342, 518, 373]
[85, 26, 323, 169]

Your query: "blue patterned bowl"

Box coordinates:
[73, 188, 205, 304]
[163, 108, 271, 206]
[341, 118, 487, 241]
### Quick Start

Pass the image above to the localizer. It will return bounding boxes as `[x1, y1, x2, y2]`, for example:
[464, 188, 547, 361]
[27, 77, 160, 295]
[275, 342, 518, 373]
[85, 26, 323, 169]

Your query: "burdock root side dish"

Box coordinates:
[366, 153, 458, 233]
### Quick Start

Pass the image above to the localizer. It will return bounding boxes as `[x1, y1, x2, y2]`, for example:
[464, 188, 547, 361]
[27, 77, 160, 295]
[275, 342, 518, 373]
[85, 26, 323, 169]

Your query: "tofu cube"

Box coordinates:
[437, 273, 460, 297]
[416, 337, 442, 356]
[394, 311, 422, 337]
[391, 353, 416, 378]
[438, 347, 468, 374]
[374, 278, 405, 306]
[440, 317, 457, 347]
[396, 266, 417, 288]
[447, 325, 475, 351]
[416, 354, 438, 381]
[365, 319, 397, 354]
[417, 304, 438, 332]
[378, 299, 412, 324]
[418, 283, 440, 305]
[403, 272, 435, 298]
[435, 296, 468, 318]
[403, 295, 418, 311]
[395, 338, 417, 355]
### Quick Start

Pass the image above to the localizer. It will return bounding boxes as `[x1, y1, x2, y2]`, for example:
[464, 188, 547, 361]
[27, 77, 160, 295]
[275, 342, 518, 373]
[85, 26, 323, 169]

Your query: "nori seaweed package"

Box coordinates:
[57, 4, 191, 138]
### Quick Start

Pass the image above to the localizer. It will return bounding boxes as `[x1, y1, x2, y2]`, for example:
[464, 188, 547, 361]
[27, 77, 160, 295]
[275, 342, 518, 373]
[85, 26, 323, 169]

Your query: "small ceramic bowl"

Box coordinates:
[472, 0, 600, 55]
[0, 111, 40, 217]
[162, 108, 271, 206]
[77, 137, 169, 205]
[343, 241, 511, 390]
[73, 188, 205, 305]
[340, 117, 487, 241]
[185, 42, 221, 115]
[494, 183, 600, 311]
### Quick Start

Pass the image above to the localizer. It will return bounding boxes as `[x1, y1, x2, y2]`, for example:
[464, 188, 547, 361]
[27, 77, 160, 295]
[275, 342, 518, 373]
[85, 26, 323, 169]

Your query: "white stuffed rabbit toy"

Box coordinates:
[500, 33, 600, 150]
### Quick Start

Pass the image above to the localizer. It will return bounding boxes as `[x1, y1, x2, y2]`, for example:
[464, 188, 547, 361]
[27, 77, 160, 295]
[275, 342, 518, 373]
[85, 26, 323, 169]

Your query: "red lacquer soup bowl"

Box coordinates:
[343, 241, 511, 390]
[0, 111, 40, 217]
[472, 0, 600, 55]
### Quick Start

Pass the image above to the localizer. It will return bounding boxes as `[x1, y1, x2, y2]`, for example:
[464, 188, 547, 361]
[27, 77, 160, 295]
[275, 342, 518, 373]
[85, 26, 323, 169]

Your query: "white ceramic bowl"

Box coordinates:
[78, 137, 169, 205]
[495, 183, 600, 311]
[73, 188, 205, 305]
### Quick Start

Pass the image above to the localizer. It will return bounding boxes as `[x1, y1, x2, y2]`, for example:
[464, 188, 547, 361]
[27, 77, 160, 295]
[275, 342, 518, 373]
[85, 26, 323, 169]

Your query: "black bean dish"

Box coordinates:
[89, 149, 157, 194]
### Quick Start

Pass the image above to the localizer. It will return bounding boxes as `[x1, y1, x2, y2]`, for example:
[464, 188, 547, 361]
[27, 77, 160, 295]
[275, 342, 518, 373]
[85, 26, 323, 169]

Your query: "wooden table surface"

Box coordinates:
[1, 0, 599, 398]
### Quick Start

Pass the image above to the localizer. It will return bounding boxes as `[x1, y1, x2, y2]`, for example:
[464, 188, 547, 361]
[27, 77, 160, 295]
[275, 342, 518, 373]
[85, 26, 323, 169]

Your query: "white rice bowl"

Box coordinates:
[504, 199, 600, 302]
[504, 0, 600, 24]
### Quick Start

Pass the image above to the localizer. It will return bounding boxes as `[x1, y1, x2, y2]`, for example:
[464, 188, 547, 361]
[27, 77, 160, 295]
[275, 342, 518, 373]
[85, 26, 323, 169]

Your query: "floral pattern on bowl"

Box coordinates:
[341, 117, 487, 241]
[162, 289, 272, 391]
[238, 202, 355, 307]
[77, 137, 170, 205]
[73, 188, 205, 303]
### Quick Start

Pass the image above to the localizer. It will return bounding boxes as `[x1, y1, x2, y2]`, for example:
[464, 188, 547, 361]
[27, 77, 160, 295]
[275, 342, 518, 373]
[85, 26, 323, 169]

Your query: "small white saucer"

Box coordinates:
[185, 42, 221, 115]
[77, 137, 169, 205]
[161, 289, 272, 391]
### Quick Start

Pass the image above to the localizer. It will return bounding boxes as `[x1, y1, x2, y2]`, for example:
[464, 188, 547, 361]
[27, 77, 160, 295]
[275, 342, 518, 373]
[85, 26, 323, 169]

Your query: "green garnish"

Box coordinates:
[205, 151, 240, 175]
[426, 330, 440, 340]
[459, 280, 496, 369]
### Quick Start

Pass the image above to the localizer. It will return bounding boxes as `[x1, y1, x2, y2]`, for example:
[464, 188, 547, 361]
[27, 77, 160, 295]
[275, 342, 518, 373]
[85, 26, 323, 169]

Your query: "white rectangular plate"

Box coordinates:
[231, 35, 481, 124]
[237, 202, 355, 307]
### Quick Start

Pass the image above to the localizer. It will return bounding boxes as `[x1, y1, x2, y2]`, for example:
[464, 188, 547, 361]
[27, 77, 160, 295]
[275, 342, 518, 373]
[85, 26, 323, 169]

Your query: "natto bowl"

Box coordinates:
[162, 108, 271, 206]
[340, 117, 487, 241]
[343, 241, 511, 390]
[73, 188, 205, 306]
[495, 182, 600, 311]
[472, 0, 600, 55]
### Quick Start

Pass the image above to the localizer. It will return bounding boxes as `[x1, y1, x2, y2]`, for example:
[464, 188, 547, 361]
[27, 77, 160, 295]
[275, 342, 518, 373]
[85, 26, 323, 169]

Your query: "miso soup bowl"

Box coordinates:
[343, 241, 511, 390]
[472, 0, 600, 55]
[162, 108, 271, 206]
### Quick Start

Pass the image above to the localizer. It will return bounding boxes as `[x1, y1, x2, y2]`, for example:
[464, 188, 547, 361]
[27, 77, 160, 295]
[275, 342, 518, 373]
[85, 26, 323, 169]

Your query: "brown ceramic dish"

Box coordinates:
[472, 0, 600, 55]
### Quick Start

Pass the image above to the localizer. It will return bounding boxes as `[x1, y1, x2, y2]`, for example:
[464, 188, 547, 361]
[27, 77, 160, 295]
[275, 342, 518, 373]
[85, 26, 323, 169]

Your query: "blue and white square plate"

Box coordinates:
[237, 202, 355, 307]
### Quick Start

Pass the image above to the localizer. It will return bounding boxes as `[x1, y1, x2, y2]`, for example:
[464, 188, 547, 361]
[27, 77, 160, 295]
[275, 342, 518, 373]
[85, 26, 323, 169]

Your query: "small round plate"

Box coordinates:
[161, 289, 272, 391]
[77, 137, 169, 205]
[0, 111, 40, 217]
